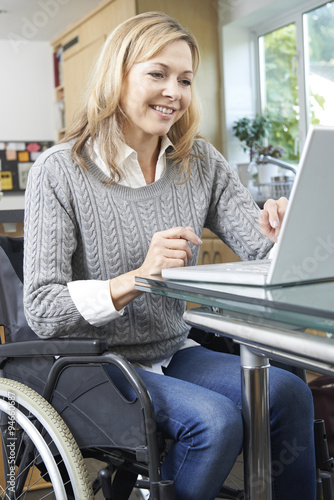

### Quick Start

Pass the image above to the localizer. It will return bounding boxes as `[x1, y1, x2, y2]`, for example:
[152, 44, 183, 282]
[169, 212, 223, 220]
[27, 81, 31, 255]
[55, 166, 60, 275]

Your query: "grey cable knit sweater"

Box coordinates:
[24, 139, 272, 363]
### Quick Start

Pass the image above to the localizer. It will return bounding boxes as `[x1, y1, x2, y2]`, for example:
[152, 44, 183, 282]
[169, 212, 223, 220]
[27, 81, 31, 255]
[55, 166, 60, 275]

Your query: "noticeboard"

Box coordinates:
[0, 141, 53, 192]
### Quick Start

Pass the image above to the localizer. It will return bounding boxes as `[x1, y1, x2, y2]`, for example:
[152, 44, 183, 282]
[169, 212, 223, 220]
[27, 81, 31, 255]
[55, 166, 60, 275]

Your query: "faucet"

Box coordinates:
[256, 155, 297, 175]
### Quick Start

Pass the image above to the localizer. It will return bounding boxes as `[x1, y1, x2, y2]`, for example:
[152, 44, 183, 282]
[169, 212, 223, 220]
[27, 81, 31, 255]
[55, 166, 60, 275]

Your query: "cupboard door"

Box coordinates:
[212, 239, 240, 264]
[198, 239, 214, 266]
[63, 36, 105, 129]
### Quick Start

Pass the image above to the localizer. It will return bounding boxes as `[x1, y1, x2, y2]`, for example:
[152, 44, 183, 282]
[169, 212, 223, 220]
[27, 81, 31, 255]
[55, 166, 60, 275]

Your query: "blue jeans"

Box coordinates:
[134, 347, 316, 500]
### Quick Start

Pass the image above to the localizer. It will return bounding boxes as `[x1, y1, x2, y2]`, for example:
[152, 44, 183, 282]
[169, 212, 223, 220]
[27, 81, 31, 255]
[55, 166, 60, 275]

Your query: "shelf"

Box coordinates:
[0, 209, 24, 223]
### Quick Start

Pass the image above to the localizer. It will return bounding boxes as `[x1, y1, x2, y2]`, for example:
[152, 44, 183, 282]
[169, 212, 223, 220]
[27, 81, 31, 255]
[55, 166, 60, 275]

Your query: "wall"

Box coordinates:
[0, 40, 55, 221]
[218, 0, 308, 27]
[219, 0, 274, 165]
[221, 24, 256, 166]
[0, 40, 55, 141]
[218, 0, 274, 165]
[217, 0, 274, 26]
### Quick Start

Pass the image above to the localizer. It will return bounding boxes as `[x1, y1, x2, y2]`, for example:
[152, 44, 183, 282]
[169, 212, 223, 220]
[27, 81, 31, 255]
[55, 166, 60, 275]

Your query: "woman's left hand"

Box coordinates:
[259, 197, 288, 242]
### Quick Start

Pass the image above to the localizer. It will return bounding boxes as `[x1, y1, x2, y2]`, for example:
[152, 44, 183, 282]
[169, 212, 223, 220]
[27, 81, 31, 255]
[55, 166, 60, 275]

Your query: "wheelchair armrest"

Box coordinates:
[44, 351, 162, 480]
[0, 338, 109, 358]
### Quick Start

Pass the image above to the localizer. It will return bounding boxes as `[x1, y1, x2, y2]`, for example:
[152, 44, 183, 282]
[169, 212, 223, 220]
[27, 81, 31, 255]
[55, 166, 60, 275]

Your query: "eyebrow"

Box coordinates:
[148, 62, 193, 75]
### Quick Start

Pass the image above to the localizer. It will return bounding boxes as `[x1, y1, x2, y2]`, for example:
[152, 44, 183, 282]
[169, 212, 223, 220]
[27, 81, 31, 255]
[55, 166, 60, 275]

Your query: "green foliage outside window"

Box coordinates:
[307, 2, 334, 63]
[261, 0, 334, 163]
[261, 23, 300, 163]
[305, 2, 334, 126]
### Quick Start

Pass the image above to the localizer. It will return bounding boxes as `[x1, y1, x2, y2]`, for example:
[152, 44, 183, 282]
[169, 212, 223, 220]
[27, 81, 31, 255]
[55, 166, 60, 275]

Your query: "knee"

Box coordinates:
[270, 368, 314, 429]
[195, 395, 244, 455]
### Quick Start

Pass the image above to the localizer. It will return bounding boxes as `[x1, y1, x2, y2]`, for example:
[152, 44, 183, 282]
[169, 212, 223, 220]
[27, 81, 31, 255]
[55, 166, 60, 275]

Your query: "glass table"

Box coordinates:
[135, 276, 334, 500]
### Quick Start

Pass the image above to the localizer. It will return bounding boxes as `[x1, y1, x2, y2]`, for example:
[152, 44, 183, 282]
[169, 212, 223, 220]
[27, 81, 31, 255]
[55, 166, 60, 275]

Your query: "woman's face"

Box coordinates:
[120, 40, 193, 145]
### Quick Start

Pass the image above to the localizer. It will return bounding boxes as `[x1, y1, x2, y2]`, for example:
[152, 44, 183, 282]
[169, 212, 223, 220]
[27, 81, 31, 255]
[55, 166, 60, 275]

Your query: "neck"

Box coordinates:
[124, 133, 162, 185]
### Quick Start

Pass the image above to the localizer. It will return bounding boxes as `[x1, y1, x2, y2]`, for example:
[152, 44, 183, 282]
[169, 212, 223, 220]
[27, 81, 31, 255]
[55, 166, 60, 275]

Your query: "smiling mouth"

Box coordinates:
[151, 105, 175, 115]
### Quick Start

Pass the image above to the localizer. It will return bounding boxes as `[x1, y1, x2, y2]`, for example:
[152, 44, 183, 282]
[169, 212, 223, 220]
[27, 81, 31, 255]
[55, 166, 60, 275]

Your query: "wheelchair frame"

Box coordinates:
[0, 338, 245, 500]
[0, 338, 175, 499]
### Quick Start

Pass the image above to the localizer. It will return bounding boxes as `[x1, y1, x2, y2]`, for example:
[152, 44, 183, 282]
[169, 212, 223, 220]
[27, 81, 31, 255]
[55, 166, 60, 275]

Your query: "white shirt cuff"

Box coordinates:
[67, 280, 124, 327]
[268, 243, 277, 259]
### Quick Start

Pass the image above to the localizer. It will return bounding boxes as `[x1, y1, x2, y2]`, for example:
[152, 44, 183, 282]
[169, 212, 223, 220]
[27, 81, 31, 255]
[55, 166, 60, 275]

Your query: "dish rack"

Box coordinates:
[256, 175, 294, 200]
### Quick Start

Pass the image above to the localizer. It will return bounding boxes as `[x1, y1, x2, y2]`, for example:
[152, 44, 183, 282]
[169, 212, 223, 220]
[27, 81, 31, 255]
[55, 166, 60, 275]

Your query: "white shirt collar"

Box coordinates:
[90, 136, 173, 188]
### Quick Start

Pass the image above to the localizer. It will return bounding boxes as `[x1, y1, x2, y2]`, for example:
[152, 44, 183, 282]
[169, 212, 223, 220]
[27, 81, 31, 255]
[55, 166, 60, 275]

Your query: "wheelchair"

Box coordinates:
[0, 236, 245, 500]
[0, 235, 332, 499]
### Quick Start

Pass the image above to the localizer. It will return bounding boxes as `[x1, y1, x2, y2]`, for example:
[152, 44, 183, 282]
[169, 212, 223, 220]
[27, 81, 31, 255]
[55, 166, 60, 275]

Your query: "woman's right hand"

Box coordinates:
[138, 226, 203, 277]
[109, 226, 202, 310]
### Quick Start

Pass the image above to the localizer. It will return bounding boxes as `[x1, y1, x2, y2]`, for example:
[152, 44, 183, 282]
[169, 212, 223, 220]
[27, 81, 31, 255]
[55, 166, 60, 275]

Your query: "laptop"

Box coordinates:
[162, 126, 334, 287]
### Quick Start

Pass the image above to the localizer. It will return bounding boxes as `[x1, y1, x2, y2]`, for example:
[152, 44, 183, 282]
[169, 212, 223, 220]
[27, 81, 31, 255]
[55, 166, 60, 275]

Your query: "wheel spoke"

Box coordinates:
[0, 378, 94, 499]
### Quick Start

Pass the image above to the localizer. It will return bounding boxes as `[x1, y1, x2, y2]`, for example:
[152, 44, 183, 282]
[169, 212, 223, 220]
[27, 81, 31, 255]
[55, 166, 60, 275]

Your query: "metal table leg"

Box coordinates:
[240, 345, 272, 500]
[182, 308, 275, 499]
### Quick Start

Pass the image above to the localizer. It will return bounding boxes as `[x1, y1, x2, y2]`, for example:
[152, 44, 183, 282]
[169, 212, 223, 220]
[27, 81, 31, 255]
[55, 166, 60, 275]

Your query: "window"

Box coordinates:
[259, 23, 299, 162]
[304, 2, 334, 127]
[257, 1, 334, 162]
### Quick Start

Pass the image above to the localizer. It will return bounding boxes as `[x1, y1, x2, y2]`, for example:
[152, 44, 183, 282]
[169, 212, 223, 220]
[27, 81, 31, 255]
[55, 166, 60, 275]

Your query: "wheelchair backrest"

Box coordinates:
[0, 236, 38, 343]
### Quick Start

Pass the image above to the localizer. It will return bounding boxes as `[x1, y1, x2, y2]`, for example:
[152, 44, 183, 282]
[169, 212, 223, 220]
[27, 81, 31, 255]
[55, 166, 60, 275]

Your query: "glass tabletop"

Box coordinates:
[135, 276, 334, 335]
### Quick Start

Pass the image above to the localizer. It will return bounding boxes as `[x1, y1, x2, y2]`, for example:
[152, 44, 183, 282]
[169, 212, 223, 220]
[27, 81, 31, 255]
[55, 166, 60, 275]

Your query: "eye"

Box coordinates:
[149, 72, 164, 79]
[180, 79, 192, 87]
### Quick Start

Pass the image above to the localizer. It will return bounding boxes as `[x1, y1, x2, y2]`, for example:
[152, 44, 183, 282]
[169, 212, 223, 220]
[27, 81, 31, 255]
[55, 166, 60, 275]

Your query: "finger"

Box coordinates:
[259, 209, 279, 242]
[162, 238, 193, 263]
[175, 227, 203, 245]
[259, 209, 270, 228]
[161, 226, 202, 246]
[149, 233, 193, 263]
[276, 197, 289, 222]
[160, 257, 189, 269]
[163, 248, 189, 265]
[259, 210, 272, 238]
[259, 209, 269, 223]
[263, 199, 280, 228]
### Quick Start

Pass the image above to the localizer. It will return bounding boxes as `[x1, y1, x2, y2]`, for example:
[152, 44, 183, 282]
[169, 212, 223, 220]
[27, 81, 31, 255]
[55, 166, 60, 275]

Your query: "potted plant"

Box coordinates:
[253, 143, 287, 185]
[253, 144, 284, 161]
[233, 114, 287, 190]
[232, 114, 272, 163]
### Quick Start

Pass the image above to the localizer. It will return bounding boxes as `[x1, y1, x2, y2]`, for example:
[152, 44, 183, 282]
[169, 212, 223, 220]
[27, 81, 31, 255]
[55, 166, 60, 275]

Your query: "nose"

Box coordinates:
[162, 77, 181, 101]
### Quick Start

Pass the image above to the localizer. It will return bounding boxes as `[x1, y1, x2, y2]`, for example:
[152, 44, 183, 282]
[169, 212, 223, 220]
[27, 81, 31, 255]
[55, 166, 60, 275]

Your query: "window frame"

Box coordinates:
[252, 0, 332, 155]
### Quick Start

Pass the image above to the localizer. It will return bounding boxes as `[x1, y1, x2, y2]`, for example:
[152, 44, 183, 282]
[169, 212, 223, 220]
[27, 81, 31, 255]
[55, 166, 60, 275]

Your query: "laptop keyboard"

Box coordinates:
[222, 260, 271, 273]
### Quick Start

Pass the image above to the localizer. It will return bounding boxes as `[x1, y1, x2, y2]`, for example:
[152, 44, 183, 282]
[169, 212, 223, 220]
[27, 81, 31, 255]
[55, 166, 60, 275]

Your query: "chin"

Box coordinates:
[154, 124, 174, 136]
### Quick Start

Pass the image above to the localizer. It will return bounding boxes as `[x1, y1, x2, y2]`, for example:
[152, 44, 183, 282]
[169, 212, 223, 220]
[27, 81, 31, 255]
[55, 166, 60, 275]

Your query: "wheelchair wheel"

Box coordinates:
[0, 378, 94, 499]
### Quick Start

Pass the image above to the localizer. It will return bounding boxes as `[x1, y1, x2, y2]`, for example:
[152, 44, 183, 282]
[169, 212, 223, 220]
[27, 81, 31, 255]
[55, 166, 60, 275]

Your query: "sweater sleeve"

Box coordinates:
[201, 142, 273, 260]
[23, 154, 91, 338]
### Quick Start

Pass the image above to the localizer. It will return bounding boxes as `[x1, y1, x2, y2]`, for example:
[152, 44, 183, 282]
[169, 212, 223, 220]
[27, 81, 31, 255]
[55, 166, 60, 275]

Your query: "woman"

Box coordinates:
[24, 12, 316, 500]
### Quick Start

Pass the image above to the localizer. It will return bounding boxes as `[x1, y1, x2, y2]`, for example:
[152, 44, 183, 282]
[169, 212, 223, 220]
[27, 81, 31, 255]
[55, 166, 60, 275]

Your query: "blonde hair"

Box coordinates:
[63, 11, 201, 181]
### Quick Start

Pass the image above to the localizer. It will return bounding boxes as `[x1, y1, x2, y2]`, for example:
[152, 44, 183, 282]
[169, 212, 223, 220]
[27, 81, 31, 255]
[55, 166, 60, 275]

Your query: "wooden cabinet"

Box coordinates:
[51, 0, 222, 150]
[52, 0, 136, 140]
[62, 36, 104, 128]
[199, 229, 240, 266]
